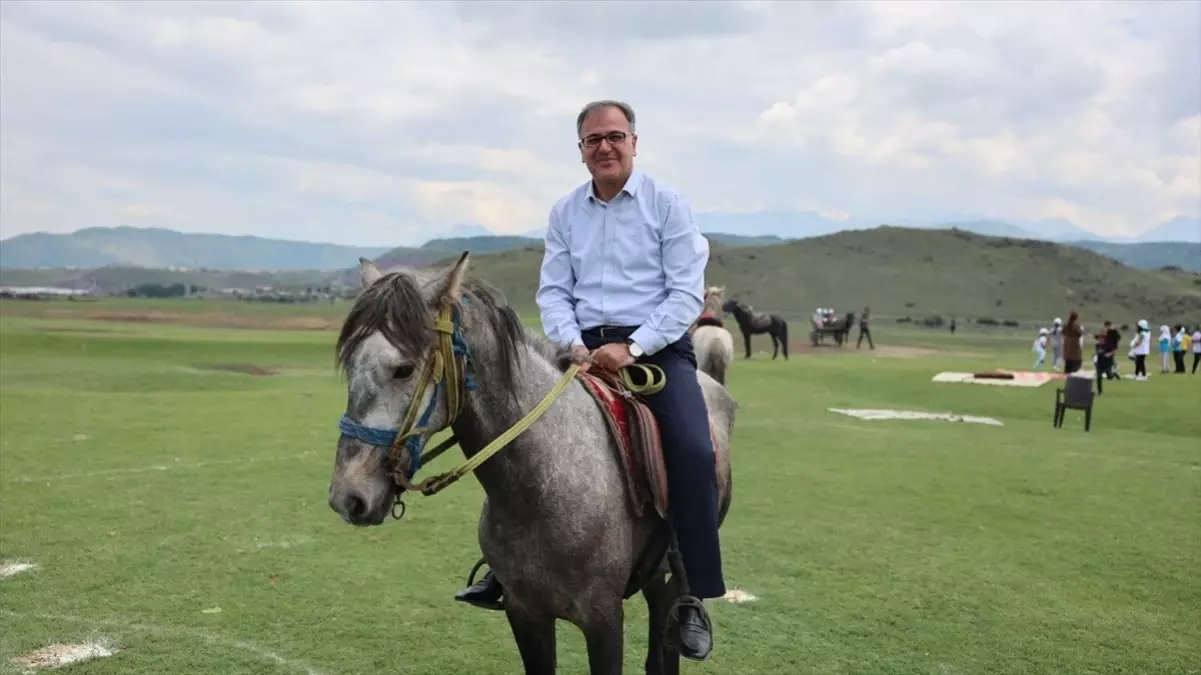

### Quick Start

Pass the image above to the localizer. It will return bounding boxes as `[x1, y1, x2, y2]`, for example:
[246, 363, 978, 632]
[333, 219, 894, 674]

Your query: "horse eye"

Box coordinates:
[393, 365, 415, 380]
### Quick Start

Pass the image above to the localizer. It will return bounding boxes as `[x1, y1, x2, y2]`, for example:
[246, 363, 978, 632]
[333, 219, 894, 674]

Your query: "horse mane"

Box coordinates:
[336, 271, 573, 394]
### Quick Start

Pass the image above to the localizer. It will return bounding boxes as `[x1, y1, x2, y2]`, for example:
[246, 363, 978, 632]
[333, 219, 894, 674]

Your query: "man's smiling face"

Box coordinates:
[578, 105, 637, 185]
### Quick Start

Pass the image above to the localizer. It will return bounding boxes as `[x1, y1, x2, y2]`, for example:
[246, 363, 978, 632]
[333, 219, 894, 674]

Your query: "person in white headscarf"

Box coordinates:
[1158, 325, 1172, 374]
[1049, 317, 1064, 371]
[1129, 319, 1151, 380]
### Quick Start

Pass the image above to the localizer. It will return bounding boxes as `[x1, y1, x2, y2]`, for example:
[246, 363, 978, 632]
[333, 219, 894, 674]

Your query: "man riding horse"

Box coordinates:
[454, 99, 725, 660]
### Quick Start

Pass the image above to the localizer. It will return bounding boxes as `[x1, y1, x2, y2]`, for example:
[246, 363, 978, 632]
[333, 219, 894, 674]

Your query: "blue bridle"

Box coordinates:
[337, 303, 477, 480]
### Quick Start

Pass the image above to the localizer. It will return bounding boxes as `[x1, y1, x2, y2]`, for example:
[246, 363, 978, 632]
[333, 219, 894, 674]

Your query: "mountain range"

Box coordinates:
[1, 213, 1198, 273]
[4, 226, 1198, 327]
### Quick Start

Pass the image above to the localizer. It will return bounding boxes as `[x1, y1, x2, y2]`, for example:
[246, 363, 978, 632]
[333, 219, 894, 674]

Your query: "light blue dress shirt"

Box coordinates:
[536, 171, 709, 356]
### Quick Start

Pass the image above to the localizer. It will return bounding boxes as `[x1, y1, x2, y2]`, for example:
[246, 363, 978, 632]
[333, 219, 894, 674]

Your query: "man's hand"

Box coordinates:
[591, 342, 636, 372]
[566, 344, 592, 373]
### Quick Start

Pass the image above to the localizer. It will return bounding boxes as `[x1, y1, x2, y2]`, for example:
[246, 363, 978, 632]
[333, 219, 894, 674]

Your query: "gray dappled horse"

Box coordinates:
[327, 254, 737, 675]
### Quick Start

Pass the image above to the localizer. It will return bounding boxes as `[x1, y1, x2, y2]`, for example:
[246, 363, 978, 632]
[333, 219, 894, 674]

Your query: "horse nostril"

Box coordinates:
[345, 493, 368, 519]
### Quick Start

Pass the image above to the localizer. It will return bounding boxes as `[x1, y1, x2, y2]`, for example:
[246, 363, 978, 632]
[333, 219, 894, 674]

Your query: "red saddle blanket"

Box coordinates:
[576, 369, 719, 521]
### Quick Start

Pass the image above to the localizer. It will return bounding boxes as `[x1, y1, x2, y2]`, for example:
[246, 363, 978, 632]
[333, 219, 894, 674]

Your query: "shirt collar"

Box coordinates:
[588, 170, 644, 203]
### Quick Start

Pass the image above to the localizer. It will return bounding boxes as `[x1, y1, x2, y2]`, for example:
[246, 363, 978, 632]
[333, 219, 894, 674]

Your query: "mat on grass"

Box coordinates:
[931, 370, 1094, 387]
[828, 408, 1004, 426]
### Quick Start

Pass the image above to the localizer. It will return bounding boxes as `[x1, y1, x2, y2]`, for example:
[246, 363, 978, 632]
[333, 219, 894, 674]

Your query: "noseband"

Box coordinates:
[337, 301, 476, 494]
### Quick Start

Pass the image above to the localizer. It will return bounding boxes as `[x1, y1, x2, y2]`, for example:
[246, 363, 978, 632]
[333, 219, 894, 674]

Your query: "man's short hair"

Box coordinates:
[576, 100, 636, 137]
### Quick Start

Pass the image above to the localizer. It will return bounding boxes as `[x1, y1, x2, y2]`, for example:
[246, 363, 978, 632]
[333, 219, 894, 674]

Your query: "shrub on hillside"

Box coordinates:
[896, 316, 913, 324]
[1003, 320, 1020, 328]
[976, 317, 999, 326]
[923, 315, 945, 328]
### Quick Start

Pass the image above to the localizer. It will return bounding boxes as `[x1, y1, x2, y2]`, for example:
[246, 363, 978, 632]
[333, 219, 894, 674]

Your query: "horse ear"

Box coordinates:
[359, 257, 383, 287]
[428, 251, 470, 305]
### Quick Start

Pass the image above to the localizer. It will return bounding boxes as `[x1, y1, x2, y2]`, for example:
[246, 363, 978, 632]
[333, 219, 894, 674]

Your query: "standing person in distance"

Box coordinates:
[455, 100, 724, 662]
[1049, 317, 1064, 371]
[1130, 319, 1150, 380]
[1062, 311, 1083, 374]
[1192, 326, 1201, 374]
[857, 306, 874, 349]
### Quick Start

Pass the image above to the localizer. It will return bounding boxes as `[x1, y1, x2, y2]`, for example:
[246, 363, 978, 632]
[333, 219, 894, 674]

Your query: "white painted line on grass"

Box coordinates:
[0, 562, 38, 578]
[6, 451, 317, 484]
[0, 610, 323, 675]
[828, 408, 1004, 426]
[12, 640, 116, 672]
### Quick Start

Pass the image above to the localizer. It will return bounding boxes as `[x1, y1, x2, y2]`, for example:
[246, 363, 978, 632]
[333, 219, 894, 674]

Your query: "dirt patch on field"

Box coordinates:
[39, 309, 334, 331]
[196, 363, 279, 376]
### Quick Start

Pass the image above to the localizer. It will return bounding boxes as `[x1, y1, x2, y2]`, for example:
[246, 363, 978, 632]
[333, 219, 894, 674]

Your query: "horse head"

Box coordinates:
[328, 253, 481, 525]
[703, 286, 726, 317]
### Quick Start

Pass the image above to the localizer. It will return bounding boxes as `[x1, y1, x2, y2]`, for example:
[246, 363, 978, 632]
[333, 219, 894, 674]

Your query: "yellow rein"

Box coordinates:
[394, 308, 665, 497]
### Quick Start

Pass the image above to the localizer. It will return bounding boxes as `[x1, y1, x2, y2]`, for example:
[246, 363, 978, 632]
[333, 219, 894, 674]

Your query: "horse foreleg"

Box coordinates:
[742, 332, 752, 359]
[505, 607, 558, 675]
[642, 572, 681, 675]
[579, 596, 625, 675]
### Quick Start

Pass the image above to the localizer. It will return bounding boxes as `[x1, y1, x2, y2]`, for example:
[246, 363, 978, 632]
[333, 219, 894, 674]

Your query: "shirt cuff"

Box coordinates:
[627, 326, 662, 356]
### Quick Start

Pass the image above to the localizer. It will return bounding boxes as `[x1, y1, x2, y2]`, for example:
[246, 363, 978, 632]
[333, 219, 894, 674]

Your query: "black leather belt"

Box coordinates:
[583, 325, 637, 338]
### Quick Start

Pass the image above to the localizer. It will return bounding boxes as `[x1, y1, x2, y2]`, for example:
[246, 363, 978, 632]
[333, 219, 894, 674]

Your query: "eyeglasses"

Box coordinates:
[579, 131, 630, 148]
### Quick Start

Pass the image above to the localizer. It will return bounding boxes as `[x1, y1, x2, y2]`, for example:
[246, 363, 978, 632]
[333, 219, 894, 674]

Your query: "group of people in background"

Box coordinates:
[1034, 312, 1200, 393]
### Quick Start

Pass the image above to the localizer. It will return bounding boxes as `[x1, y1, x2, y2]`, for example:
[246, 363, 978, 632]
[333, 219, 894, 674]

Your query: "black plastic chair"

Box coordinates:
[1053, 376, 1094, 431]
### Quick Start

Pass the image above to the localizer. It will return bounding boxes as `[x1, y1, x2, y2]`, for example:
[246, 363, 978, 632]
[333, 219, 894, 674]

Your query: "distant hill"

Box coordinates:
[435, 221, 1201, 270]
[440, 227, 1201, 325]
[1137, 216, 1200, 243]
[1064, 241, 1201, 273]
[7, 226, 1200, 325]
[0, 265, 333, 293]
[421, 235, 541, 254]
[0, 226, 391, 271]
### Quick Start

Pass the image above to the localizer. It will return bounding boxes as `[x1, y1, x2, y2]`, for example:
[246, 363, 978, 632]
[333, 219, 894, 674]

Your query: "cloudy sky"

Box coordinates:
[1, 0, 1198, 246]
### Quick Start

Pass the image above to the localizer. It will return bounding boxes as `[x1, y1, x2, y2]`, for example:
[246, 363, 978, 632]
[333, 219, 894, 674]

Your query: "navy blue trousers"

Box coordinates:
[582, 327, 727, 599]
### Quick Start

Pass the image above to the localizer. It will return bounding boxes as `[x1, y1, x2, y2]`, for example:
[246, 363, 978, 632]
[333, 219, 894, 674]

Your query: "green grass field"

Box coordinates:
[2, 299, 1198, 675]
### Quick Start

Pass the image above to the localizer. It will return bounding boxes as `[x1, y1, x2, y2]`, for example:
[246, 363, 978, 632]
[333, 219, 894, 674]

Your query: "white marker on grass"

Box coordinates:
[0, 561, 38, 578]
[11, 640, 117, 672]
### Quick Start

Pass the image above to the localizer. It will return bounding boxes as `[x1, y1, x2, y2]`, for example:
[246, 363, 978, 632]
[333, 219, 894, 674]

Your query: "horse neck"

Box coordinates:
[449, 330, 567, 509]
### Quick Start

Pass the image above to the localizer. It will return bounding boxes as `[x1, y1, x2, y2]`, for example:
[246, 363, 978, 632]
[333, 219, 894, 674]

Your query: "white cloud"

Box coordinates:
[0, 0, 1197, 245]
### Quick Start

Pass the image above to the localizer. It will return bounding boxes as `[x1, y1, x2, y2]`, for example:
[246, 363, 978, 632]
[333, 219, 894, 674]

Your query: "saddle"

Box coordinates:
[575, 367, 722, 598]
[692, 313, 724, 330]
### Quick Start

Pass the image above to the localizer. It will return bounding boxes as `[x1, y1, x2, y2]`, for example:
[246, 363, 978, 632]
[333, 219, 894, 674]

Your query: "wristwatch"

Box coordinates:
[627, 340, 644, 358]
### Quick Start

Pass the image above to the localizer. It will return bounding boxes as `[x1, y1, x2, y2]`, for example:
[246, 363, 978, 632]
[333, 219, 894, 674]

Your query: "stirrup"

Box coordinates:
[663, 594, 712, 656]
[460, 557, 505, 612]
